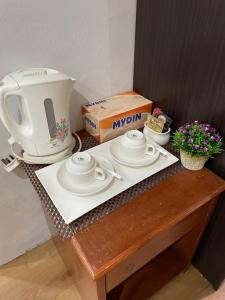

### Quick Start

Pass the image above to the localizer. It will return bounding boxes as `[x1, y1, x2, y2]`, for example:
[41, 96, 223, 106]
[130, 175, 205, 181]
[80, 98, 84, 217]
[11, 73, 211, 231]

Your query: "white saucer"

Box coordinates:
[109, 138, 160, 167]
[57, 160, 114, 196]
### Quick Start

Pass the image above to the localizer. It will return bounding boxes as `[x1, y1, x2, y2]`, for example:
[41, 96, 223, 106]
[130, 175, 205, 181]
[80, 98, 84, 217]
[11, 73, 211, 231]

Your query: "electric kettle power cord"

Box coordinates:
[10, 132, 82, 164]
[74, 132, 82, 152]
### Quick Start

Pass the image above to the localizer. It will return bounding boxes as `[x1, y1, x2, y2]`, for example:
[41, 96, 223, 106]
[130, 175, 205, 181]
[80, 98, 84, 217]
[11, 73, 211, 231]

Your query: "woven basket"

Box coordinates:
[180, 150, 208, 171]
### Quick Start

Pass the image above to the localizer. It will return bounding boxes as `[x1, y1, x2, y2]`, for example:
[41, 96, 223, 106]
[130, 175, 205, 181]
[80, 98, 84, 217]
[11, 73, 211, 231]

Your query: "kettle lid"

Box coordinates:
[7, 68, 75, 87]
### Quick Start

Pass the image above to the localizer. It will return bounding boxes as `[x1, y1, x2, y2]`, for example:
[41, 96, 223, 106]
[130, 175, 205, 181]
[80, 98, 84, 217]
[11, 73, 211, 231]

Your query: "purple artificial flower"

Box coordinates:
[215, 134, 221, 141]
[174, 122, 222, 157]
[202, 123, 211, 128]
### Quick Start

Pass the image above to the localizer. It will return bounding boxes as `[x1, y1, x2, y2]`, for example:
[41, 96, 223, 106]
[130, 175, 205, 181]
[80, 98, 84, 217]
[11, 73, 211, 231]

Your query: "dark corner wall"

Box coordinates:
[133, 0, 225, 289]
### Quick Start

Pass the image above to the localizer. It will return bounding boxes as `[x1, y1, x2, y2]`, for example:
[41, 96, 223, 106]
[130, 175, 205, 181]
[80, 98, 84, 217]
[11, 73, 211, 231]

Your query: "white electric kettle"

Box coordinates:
[0, 68, 77, 165]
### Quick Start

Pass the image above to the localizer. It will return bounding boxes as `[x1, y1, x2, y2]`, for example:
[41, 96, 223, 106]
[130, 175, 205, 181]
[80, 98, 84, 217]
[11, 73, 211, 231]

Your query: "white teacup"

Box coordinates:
[120, 130, 156, 159]
[65, 152, 106, 184]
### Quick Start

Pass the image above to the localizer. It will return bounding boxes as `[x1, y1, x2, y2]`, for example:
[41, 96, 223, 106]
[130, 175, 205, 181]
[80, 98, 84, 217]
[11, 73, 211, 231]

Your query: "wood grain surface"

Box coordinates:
[2, 239, 225, 300]
[133, 0, 225, 288]
[71, 168, 225, 280]
[107, 245, 188, 300]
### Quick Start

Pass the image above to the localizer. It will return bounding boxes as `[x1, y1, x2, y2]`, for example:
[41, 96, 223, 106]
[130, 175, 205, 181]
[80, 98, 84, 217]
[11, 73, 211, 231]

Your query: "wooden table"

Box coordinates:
[52, 167, 225, 300]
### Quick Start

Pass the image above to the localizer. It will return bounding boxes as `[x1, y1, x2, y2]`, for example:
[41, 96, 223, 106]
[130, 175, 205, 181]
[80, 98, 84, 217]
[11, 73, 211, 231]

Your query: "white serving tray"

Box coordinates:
[36, 136, 178, 224]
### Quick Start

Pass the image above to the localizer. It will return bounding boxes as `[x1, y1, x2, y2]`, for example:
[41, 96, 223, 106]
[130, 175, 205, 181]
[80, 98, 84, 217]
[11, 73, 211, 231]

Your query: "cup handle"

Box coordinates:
[145, 144, 156, 156]
[95, 167, 106, 181]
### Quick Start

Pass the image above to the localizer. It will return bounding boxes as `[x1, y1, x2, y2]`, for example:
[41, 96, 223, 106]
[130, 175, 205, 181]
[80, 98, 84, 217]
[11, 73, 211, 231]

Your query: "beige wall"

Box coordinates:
[0, 0, 136, 264]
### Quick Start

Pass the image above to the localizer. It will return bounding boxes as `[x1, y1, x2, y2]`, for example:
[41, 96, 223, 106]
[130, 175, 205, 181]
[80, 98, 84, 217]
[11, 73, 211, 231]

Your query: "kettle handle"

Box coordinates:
[0, 85, 23, 141]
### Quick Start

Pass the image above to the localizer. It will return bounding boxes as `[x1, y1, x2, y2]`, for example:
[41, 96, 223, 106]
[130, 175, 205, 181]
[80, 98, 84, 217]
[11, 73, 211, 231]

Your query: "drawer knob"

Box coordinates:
[126, 263, 135, 274]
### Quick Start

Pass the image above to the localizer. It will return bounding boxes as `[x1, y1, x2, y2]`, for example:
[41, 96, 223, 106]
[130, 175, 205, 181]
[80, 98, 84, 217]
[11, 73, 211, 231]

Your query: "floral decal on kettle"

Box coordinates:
[49, 118, 69, 147]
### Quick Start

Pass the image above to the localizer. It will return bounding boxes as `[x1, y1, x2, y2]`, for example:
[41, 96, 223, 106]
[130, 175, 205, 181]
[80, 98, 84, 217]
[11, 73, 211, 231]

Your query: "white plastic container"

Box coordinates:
[143, 122, 171, 145]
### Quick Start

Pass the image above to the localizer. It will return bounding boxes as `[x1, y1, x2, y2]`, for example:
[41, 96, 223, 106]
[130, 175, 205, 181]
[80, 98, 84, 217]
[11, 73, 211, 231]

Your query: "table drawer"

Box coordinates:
[106, 203, 210, 292]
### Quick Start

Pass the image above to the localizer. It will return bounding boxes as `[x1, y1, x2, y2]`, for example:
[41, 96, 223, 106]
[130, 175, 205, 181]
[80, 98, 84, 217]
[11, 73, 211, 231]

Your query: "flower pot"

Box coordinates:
[180, 150, 208, 170]
[143, 122, 171, 145]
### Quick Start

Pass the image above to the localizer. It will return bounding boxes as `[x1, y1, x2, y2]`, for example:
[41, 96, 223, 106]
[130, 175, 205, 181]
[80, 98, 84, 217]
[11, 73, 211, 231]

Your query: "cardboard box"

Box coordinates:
[82, 91, 152, 143]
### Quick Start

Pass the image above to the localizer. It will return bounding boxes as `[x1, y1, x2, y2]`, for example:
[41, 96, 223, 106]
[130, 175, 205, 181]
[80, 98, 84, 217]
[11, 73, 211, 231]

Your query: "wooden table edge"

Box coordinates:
[69, 167, 225, 280]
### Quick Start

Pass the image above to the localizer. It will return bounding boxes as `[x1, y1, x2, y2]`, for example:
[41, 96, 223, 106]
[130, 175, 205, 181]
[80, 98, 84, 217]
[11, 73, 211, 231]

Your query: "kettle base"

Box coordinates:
[22, 138, 76, 164]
